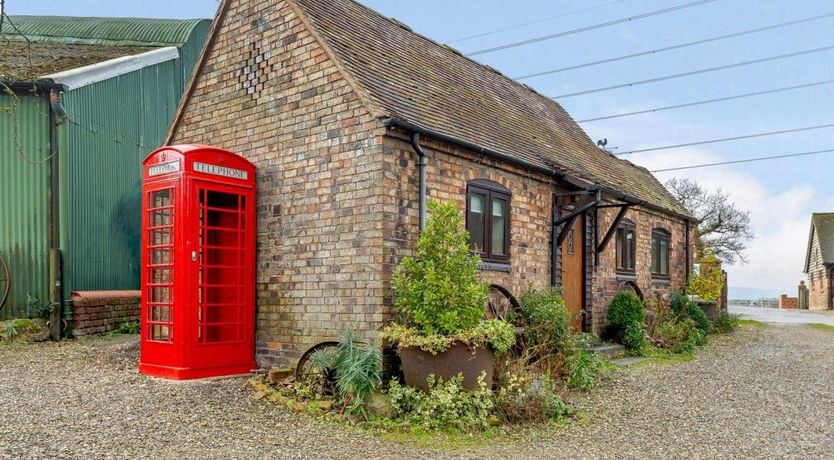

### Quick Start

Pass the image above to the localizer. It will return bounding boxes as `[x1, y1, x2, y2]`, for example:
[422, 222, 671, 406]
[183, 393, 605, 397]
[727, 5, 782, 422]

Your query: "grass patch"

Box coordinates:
[807, 323, 834, 333]
[738, 319, 768, 328]
[633, 347, 695, 367]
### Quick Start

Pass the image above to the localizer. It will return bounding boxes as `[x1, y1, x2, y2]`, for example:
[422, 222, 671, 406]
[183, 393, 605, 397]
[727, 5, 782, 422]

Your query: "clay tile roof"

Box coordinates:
[812, 213, 834, 265]
[294, 0, 690, 217]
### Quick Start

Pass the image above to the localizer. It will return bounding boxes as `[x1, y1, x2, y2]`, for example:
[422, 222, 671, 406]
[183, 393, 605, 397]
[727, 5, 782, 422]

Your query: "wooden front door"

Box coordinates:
[561, 214, 584, 331]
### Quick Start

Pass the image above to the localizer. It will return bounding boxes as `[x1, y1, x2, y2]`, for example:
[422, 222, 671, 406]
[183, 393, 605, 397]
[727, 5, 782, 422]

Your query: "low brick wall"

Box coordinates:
[779, 295, 799, 309]
[72, 290, 141, 336]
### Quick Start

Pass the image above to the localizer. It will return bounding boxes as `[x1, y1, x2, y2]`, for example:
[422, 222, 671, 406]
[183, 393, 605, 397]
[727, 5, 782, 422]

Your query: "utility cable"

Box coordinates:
[616, 122, 834, 156]
[577, 79, 834, 122]
[552, 43, 834, 98]
[515, 12, 834, 80]
[445, 0, 627, 44]
[465, 0, 718, 56]
[651, 148, 834, 172]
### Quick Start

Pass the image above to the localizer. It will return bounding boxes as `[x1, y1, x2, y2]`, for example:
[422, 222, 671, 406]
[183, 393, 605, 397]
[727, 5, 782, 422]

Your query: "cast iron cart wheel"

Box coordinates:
[0, 253, 9, 313]
[295, 341, 340, 395]
[485, 283, 524, 327]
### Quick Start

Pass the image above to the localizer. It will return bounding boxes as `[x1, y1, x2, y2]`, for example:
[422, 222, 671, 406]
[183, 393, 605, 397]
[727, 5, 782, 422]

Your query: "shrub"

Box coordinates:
[670, 292, 710, 337]
[27, 294, 52, 319]
[383, 199, 515, 355]
[607, 291, 645, 329]
[494, 374, 571, 424]
[392, 199, 488, 336]
[655, 318, 704, 355]
[309, 330, 381, 417]
[712, 312, 739, 334]
[623, 321, 648, 353]
[517, 287, 570, 352]
[388, 374, 495, 431]
[687, 253, 724, 301]
[566, 349, 611, 391]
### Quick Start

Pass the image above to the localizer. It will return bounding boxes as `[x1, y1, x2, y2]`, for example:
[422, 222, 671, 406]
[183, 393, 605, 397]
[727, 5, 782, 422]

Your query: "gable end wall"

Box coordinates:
[170, 0, 388, 367]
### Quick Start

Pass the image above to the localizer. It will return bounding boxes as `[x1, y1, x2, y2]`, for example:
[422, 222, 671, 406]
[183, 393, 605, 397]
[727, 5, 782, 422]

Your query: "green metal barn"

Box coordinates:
[0, 16, 210, 328]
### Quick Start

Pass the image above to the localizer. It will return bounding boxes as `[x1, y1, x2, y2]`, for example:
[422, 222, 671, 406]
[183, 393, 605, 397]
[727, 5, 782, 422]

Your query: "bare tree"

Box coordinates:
[665, 178, 753, 264]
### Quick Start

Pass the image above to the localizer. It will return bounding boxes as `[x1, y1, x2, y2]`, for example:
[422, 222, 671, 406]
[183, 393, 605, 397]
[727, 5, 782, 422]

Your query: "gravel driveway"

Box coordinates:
[1, 324, 833, 459]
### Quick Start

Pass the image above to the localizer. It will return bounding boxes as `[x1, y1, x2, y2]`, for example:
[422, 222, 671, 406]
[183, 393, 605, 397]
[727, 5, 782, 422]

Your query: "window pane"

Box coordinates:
[616, 229, 623, 268]
[651, 235, 659, 273]
[151, 189, 171, 208]
[151, 325, 170, 341]
[660, 238, 669, 275]
[625, 230, 635, 270]
[491, 198, 506, 256]
[468, 193, 486, 251]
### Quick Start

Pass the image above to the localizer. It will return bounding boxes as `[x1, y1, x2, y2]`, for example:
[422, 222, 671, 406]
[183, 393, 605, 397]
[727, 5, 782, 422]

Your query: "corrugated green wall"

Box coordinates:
[0, 95, 51, 320]
[60, 24, 208, 302]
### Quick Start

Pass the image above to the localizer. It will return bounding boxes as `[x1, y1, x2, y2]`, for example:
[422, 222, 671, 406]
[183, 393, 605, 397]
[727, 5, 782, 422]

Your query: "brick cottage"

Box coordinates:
[804, 213, 834, 310]
[165, 0, 694, 367]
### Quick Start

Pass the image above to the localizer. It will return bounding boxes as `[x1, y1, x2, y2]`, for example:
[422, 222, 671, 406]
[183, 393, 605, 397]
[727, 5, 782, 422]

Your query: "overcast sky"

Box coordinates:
[9, 0, 834, 296]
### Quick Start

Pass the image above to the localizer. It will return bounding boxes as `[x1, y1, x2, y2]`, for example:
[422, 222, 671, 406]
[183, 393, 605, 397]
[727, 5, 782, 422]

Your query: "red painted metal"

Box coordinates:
[139, 145, 257, 380]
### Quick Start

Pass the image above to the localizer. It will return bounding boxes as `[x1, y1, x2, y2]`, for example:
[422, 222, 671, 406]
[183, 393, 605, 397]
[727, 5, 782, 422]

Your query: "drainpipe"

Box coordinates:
[410, 133, 427, 232]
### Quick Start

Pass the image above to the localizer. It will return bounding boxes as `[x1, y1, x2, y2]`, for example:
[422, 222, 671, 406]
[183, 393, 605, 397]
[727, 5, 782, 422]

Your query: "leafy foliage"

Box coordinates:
[117, 322, 140, 334]
[494, 374, 571, 424]
[607, 291, 645, 329]
[309, 330, 381, 417]
[27, 294, 52, 320]
[665, 178, 753, 264]
[388, 374, 496, 431]
[566, 349, 612, 391]
[517, 287, 570, 352]
[711, 312, 739, 334]
[380, 319, 516, 356]
[654, 318, 705, 355]
[670, 292, 710, 337]
[623, 321, 648, 353]
[392, 199, 488, 337]
[687, 253, 725, 301]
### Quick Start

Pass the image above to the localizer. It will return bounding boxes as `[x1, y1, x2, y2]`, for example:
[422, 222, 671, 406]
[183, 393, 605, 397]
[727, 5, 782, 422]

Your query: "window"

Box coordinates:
[651, 229, 671, 278]
[615, 219, 636, 273]
[466, 179, 511, 262]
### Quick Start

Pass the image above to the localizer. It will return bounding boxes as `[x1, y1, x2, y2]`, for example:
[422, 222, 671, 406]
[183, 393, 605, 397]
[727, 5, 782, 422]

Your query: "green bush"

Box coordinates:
[117, 322, 140, 334]
[392, 199, 488, 337]
[607, 291, 645, 329]
[388, 374, 495, 431]
[27, 295, 52, 320]
[623, 321, 647, 353]
[566, 349, 611, 391]
[384, 199, 515, 355]
[687, 253, 724, 301]
[517, 287, 570, 352]
[670, 292, 710, 337]
[712, 312, 739, 334]
[494, 374, 571, 424]
[310, 330, 381, 418]
[655, 318, 704, 355]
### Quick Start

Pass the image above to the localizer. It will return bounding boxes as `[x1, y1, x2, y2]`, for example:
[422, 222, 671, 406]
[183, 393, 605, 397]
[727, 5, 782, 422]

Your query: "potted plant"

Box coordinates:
[605, 291, 645, 344]
[381, 199, 515, 391]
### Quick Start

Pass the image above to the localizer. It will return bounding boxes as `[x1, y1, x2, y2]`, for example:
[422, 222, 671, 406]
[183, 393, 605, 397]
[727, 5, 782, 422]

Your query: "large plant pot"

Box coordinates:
[603, 325, 626, 344]
[399, 341, 494, 392]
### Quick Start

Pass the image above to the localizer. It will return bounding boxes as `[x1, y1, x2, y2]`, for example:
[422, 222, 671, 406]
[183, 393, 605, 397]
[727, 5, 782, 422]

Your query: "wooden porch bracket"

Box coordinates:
[554, 194, 599, 247]
[595, 204, 631, 254]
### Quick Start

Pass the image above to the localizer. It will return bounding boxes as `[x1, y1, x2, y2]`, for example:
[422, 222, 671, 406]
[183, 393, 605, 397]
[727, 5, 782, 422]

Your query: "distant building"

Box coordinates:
[803, 213, 834, 310]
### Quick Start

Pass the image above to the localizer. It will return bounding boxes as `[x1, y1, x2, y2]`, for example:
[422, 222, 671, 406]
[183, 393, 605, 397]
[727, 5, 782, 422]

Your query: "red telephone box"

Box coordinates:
[139, 144, 257, 379]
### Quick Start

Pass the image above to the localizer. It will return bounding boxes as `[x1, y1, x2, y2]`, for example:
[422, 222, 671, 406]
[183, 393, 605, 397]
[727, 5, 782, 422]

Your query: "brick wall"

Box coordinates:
[72, 291, 140, 336]
[590, 205, 690, 332]
[380, 132, 561, 303]
[172, 0, 388, 367]
[778, 295, 799, 309]
[808, 267, 832, 310]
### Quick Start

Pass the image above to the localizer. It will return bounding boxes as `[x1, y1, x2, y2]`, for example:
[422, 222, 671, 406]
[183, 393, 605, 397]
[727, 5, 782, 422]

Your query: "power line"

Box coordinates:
[515, 12, 834, 80]
[616, 122, 834, 156]
[465, 0, 718, 57]
[552, 43, 834, 99]
[651, 148, 834, 172]
[577, 79, 834, 123]
[445, 0, 627, 44]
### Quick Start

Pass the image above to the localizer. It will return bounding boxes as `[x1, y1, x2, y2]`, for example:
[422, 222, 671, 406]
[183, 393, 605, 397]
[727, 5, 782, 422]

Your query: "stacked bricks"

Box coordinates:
[778, 295, 799, 309]
[72, 291, 140, 336]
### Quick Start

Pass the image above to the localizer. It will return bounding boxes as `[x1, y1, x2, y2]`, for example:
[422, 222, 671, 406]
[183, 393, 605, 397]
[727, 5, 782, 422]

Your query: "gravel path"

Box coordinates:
[1, 324, 833, 459]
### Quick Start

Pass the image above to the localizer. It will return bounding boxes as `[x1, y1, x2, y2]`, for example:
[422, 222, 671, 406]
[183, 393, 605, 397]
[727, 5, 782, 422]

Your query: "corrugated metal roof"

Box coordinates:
[2, 16, 209, 47]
